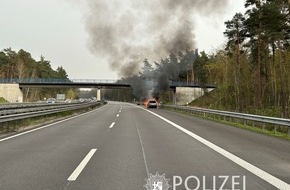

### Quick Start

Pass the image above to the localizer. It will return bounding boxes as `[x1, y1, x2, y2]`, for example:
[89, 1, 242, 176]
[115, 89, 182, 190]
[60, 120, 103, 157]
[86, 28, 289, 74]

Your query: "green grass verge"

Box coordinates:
[162, 106, 290, 141]
[0, 97, 8, 103]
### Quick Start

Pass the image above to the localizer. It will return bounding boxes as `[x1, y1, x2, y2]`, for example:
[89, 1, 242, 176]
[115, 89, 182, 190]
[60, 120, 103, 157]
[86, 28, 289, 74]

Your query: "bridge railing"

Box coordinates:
[70, 79, 119, 83]
[161, 104, 290, 135]
[0, 78, 127, 84]
[0, 78, 71, 83]
[170, 81, 216, 88]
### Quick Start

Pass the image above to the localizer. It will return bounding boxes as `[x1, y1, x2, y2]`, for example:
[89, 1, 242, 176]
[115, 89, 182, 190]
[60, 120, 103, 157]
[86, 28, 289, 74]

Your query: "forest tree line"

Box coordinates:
[0, 48, 76, 101]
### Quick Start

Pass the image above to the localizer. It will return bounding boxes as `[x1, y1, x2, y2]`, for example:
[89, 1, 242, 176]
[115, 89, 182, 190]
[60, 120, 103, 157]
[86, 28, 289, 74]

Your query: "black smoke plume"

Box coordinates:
[82, 0, 230, 77]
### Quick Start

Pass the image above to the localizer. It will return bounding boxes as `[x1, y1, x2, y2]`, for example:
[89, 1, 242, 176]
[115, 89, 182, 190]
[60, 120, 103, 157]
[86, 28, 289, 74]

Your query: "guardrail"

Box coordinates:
[0, 102, 102, 123]
[161, 105, 290, 135]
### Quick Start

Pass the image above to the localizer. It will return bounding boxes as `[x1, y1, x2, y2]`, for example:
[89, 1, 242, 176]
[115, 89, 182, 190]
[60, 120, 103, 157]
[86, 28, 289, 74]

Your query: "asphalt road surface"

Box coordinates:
[0, 101, 289, 190]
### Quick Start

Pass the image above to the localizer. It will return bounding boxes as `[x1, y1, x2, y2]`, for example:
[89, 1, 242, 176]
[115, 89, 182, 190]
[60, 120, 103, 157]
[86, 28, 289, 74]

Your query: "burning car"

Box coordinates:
[144, 99, 158, 108]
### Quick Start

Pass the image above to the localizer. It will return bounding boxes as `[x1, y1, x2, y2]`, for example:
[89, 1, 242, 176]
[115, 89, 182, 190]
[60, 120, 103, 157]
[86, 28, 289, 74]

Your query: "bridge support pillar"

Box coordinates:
[173, 88, 176, 105]
[97, 88, 101, 101]
[0, 83, 23, 103]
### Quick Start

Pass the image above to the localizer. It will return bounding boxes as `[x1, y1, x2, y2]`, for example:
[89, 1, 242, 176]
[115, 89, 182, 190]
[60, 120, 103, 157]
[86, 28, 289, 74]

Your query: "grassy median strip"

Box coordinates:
[162, 106, 290, 141]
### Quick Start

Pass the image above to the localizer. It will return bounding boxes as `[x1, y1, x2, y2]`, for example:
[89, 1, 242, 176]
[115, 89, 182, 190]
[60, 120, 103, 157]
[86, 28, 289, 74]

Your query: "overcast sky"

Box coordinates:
[0, 0, 245, 80]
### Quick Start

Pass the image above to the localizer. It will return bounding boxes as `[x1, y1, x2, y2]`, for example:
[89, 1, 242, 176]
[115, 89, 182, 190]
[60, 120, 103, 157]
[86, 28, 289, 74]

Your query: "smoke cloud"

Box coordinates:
[82, 0, 230, 77]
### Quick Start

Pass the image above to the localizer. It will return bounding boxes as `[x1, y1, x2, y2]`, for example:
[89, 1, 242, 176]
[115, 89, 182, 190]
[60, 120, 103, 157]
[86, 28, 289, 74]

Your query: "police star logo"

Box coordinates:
[144, 172, 171, 190]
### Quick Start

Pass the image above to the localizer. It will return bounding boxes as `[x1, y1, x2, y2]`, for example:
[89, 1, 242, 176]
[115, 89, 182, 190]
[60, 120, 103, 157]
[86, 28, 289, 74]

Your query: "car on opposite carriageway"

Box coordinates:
[46, 98, 56, 104]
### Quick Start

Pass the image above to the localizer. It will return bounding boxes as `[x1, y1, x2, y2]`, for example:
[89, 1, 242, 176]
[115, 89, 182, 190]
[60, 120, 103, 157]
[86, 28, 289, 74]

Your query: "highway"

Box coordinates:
[0, 102, 289, 190]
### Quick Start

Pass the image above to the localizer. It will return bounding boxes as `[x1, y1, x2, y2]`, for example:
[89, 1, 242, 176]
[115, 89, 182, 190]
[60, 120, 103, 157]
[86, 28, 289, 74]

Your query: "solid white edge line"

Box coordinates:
[141, 107, 290, 190]
[67, 149, 97, 181]
[0, 104, 107, 142]
[109, 122, 115, 129]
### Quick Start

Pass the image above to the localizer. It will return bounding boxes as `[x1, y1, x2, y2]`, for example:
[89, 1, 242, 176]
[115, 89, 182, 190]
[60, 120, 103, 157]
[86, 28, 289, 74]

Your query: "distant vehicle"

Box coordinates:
[79, 98, 85, 103]
[46, 98, 56, 104]
[65, 99, 71, 103]
[144, 99, 158, 108]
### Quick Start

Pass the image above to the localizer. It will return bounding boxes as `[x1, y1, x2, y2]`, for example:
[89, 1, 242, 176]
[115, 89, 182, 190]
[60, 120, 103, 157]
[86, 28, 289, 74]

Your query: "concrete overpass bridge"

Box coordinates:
[0, 78, 131, 89]
[0, 78, 216, 103]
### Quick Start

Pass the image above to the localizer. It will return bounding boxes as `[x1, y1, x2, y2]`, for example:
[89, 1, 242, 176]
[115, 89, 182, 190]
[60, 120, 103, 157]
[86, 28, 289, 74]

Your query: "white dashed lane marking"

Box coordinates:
[109, 122, 115, 129]
[67, 149, 97, 181]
